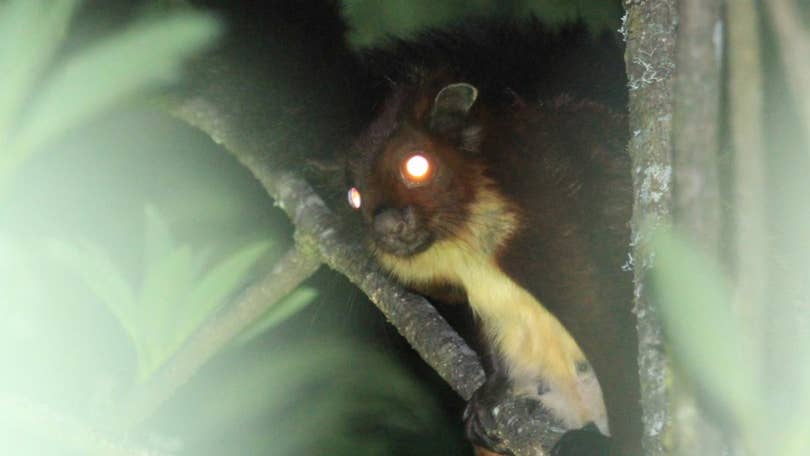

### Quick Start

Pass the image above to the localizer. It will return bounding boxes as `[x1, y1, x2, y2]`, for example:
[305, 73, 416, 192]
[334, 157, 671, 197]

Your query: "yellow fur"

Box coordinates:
[377, 184, 608, 431]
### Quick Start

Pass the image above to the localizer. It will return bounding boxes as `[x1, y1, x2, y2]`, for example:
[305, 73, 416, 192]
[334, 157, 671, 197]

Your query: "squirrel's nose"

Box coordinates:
[373, 208, 406, 237]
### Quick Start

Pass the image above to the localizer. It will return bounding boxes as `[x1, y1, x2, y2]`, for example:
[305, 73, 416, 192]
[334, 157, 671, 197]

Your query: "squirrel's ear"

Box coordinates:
[429, 82, 478, 131]
[433, 82, 478, 115]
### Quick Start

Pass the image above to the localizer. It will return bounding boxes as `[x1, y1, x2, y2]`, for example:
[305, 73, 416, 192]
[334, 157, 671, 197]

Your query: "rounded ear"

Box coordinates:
[428, 82, 479, 133]
[431, 82, 478, 117]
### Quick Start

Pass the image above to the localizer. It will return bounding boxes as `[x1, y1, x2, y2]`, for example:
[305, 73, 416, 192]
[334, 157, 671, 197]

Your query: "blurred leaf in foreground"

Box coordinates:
[46, 205, 272, 381]
[0, 0, 221, 191]
[651, 229, 760, 433]
[0, 0, 79, 140]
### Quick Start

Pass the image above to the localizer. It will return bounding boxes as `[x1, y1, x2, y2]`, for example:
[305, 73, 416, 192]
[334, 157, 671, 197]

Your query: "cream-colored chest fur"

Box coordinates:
[376, 188, 609, 432]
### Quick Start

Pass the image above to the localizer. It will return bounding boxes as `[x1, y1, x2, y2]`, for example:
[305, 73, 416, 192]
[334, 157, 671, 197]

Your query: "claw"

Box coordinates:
[463, 377, 513, 455]
[465, 375, 612, 456]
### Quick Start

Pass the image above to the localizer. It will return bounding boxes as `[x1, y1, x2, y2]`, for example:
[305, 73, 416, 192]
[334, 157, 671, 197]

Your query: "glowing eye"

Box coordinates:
[405, 155, 430, 178]
[347, 187, 362, 209]
[401, 153, 433, 185]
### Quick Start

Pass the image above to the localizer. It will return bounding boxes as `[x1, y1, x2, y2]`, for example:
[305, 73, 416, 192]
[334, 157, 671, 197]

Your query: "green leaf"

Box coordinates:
[43, 238, 138, 345]
[137, 245, 193, 378]
[651, 229, 759, 429]
[235, 287, 319, 345]
[173, 241, 272, 349]
[0, 0, 79, 139]
[2, 10, 221, 181]
[143, 204, 175, 273]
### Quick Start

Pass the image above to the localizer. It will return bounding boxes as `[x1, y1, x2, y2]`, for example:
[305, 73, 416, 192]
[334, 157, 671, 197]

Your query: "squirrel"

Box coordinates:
[184, 2, 640, 452]
[345, 20, 640, 455]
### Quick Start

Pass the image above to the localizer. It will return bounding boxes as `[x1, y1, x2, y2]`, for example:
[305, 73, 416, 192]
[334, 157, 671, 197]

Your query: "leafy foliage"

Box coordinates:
[0, 0, 221, 190]
[45, 205, 273, 380]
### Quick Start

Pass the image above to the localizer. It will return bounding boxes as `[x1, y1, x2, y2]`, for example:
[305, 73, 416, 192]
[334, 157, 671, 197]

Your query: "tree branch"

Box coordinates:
[622, 1, 677, 454]
[119, 245, 321, 428]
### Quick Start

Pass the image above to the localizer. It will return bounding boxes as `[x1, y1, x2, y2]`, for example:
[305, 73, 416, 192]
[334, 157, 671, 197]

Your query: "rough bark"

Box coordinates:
[622, 1, 677, 454]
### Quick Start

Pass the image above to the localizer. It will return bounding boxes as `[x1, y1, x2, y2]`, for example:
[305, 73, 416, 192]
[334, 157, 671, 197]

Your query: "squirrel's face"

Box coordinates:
[346, 82, 483, 257]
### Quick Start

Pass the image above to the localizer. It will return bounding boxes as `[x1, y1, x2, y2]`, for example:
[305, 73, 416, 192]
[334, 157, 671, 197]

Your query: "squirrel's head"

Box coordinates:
[346, 80, 486, 257]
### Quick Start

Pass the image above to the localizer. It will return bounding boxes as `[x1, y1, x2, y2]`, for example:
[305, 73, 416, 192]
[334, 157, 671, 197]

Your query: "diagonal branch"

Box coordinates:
[119, 245, 321, 428]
